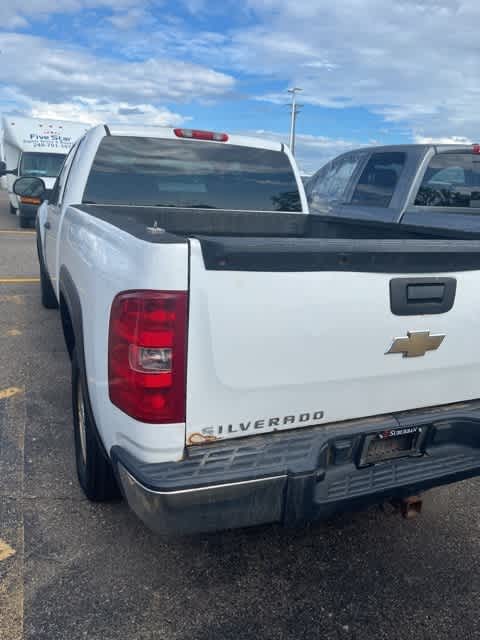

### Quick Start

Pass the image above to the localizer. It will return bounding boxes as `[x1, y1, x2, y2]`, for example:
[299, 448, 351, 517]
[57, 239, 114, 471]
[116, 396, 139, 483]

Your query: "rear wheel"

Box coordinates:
[72, 350, 119, 501]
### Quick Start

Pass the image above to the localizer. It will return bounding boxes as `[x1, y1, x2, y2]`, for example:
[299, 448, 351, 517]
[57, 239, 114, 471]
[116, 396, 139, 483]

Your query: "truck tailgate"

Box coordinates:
[185, 237, 480, 444]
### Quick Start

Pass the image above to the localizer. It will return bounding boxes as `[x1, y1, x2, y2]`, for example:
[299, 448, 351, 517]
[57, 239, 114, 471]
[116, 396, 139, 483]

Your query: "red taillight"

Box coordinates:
[173, 128, 229, 142]
[473, 144, 480, 154]
[108, 290, 188, 423]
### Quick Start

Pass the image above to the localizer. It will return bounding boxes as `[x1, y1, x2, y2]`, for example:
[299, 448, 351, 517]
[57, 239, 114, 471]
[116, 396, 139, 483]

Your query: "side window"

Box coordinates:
[58, 139, 84, 204]
[308, 153, 363, 206]
[48, 176, 62, 206]
[49, 145, 77, 206]
[351, 152, 406, 207]
[414, 153, 480, 208]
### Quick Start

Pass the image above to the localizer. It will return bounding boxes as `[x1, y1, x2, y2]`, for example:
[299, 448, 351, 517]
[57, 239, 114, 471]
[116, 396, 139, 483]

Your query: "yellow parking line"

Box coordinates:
[0, 295, 25, 304]
[0, 278, 40, 284]
[0, 387, 23, 401]
[0, 230, 35, 235]
[0, 539, 16, 562]
[0, 328, 22, 338]
[5, 329, 22, 337]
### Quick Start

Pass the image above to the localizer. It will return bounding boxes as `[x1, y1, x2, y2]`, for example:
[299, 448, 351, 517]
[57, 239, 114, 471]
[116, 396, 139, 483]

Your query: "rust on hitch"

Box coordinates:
[394, 495, 423, 519]
[382, 495, 424, 519]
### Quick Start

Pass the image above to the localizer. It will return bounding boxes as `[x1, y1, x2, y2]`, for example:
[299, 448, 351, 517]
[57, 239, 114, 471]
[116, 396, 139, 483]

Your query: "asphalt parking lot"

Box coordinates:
[0, 191, 480, 640]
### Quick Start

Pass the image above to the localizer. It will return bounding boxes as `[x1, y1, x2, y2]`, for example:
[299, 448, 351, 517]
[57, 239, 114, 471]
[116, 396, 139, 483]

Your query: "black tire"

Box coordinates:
[72, 350, 120, 501]
[39, 257, 59, 309]
[9, 203, 16, 215]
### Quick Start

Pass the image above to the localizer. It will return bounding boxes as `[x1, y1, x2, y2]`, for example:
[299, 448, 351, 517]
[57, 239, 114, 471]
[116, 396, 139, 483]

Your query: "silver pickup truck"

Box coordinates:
[306, 143, 480, 237]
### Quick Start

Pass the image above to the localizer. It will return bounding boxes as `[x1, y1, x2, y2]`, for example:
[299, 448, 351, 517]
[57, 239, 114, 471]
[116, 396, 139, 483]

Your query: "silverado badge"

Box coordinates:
[386, 330, 445, 358]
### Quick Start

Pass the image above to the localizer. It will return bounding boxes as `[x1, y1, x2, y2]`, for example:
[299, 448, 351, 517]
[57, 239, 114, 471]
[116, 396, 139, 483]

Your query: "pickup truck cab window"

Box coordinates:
[307, 153, 363, 209]
[414, 153, 480, 209]
[83, 136, 302, 212]
[49, 143, 78, 206]
[48, 176, 61, 206]
[351, 151, 406, 207]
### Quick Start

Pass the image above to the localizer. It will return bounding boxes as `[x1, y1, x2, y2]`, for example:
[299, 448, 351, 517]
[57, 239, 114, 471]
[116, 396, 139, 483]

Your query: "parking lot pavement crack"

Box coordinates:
[0, 295, 25, 305]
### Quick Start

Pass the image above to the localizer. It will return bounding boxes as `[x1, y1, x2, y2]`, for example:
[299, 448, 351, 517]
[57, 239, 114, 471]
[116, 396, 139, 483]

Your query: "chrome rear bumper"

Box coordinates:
[112, 399, 480, 535]
[117, 463, 286, 534]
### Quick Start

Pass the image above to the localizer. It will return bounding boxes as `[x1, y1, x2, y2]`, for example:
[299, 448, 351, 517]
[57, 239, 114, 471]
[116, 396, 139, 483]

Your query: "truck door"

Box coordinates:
[44, 142, 79, 280]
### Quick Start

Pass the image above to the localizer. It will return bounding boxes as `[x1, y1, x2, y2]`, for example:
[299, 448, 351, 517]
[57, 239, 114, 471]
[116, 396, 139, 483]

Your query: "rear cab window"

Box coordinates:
[83, 136, 302, 212]
[351, 152, 406, 207]
[414, 152, 480, 209]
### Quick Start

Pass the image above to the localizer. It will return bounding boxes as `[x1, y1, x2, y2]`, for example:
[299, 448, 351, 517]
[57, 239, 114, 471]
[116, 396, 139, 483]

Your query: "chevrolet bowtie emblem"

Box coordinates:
[386, 330, 445, 358]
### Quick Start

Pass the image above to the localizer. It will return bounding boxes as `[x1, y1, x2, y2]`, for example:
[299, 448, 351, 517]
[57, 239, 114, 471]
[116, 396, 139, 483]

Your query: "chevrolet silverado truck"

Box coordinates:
[13, 126, 480, 535]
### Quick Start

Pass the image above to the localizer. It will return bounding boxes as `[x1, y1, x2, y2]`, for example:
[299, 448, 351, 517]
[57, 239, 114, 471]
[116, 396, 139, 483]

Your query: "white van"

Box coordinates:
[1, 116, 89, 225]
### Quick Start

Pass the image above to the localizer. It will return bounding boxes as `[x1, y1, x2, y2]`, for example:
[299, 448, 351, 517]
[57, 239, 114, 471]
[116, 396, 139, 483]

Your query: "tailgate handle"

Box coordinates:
[390, 277, 456, 316]
[407, 283, 444, 302]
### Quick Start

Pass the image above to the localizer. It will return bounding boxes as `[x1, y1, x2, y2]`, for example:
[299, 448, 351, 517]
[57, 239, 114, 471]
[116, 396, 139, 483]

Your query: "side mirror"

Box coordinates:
[13, 176, 47, 202]
[0, 161, 18, 177]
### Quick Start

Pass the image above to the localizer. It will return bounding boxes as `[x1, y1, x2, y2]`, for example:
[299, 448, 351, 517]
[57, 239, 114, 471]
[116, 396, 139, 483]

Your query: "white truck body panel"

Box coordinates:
[59, 207, 189, 462]
[107, 125, 283, 151]
[186, 243, 480, 442]
[3, 140, 21, 208]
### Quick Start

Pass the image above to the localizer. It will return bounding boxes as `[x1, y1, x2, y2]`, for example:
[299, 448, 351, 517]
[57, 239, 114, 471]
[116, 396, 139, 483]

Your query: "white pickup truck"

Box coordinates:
[13, 124, 480, 535]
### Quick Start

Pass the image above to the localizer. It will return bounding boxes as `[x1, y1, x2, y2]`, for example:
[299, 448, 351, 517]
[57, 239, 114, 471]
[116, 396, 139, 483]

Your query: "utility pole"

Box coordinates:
[288, 87, 302, 156]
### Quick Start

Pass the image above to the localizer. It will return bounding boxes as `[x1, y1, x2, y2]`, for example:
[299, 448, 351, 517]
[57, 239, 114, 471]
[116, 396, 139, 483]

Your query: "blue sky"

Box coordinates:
[1, 1, 478, 172]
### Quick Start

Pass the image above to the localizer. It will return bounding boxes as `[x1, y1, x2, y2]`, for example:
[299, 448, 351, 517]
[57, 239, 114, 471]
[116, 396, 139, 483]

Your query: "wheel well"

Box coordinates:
[60, 294, 75, 359]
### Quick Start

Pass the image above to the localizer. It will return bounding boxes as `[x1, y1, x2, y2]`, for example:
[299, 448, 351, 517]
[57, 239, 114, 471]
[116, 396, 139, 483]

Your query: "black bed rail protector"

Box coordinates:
[197, 236, 480, 273]
[74, 205, 480, 272]
[75, 204, 480, 242]
[75, 204, 307, 242]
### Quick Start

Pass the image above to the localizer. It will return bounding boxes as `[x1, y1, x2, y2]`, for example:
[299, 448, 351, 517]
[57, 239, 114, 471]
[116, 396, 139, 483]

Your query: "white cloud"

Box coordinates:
[224, 1, 480, 140]
[4, 0, 478, 148]
[108, 7, 153, 30]
[117, 1, 480, 141]
[0, 32, 235, 108]
[29, 97, 186, 127]
[2, 0, 141, 29]
[414, 135, 472, 145]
